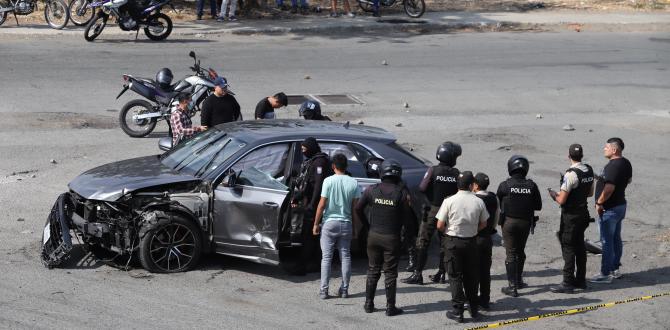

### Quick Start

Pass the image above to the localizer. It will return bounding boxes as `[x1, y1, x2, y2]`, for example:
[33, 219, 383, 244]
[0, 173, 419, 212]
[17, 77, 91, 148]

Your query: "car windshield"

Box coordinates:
[161, 129, 246, 177]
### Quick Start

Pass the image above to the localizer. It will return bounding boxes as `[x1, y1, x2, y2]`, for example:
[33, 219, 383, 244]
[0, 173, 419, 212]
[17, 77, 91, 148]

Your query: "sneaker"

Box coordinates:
[329, 12, 339, 18]
[319, 290, 329, 300]
[338, 287, 348, 298]
[228, 16, 237, 21]
[345, 12, 355, 18]
[589, 273, 613, 284]
[611, 269, 623, 279]
[216, 17, 225, 22]
[550, 282, 575, 294]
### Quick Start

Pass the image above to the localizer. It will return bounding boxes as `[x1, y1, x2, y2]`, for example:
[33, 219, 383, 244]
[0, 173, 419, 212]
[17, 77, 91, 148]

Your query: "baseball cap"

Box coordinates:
[569, 143, 583, 159]
[213, 77, 234, 95]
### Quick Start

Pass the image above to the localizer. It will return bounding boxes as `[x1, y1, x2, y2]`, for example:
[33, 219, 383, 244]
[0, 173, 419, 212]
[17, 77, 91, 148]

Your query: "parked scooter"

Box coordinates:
[116, 51, 221, 138]
[84, 0, 174, 41]
[357, 0, 424, 18]
[0, 0, 70, 29]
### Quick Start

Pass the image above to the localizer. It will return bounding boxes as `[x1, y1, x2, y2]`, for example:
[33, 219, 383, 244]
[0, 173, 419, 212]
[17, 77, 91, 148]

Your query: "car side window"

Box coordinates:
[231, 143, 290, 190]
[319, 142, 371, 178]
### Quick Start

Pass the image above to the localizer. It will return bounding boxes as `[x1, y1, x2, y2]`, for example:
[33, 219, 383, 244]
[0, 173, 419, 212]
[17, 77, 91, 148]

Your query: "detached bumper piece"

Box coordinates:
[41, 193, 74, 268]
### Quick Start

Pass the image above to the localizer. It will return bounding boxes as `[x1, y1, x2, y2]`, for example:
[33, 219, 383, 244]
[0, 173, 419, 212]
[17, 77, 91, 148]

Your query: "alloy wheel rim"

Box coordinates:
[149, 223, 196, 271]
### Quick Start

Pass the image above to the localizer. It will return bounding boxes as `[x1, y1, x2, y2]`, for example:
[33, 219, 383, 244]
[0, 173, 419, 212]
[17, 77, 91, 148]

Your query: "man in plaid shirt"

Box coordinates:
[171, 94, 207, 147]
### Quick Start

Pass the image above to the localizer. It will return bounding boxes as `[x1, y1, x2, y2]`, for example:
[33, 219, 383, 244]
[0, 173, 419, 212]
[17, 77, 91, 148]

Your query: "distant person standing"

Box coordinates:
[196, 0, 217, 20]
[548, 144, 595, 293]
[472, 172, 498, 310]
[436, 171, 488, 323]
[591, 138, 632, 284]
[170, 93, 206, 146]
[313, 153, 361, 299]
[298, 100, 331, 121]
[200, 77, 241, 127]
[216, 0, 238, 21]
[497, 155, 542, 297]
[330, 0, 354, 17]
[255, 92, 288, 119]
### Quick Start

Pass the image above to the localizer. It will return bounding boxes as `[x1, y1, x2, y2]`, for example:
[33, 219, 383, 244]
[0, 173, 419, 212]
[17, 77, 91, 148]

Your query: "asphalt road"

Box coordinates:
[1, 32, 669, 329]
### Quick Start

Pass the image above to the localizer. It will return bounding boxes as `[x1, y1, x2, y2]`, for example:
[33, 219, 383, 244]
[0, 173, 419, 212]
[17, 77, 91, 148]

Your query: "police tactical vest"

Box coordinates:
[561, 164, 594, 211]
[477, 192, 498, 236]
[502, 178, 536, 220]
[429, 165, 459, 206]
[368, 184, 404, 235]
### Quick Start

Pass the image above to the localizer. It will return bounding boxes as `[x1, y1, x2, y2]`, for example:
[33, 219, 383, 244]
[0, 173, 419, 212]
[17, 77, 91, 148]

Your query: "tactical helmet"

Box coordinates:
[298, 100, 322, 119]
[507, 155, 529, 176]
[436, 141, 462, 166]
[156, 68, 174, 90]
[380, 159, 402, 179]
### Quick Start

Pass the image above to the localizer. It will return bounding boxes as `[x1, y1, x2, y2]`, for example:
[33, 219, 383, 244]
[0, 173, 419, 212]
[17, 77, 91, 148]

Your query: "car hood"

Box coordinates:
[68, 155, 200, 201]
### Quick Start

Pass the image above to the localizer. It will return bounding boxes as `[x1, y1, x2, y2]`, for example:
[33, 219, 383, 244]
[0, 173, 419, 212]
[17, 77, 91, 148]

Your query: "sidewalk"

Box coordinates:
[2, 10, 670, 37]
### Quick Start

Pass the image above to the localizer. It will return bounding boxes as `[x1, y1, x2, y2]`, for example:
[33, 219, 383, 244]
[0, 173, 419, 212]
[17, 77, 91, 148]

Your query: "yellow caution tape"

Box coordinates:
[466, 292, 670, 330]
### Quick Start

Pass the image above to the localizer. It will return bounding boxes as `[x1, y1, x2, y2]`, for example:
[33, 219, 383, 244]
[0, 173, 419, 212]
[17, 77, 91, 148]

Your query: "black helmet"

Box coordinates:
[507, 155, 529, 176]
[380, 159, 402, 179]
[299, 100, 321, 119]
[156, 68, 173, 90]
[436, 141, 462, 166]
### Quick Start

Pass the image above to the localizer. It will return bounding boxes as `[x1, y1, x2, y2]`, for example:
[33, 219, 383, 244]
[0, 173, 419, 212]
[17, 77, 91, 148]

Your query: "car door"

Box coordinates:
[212, 142, 291, 265]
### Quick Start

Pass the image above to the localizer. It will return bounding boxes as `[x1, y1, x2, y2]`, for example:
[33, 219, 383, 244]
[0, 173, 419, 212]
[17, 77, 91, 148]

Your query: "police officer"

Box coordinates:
[291, 137, 333, 274]
[473, 172, 499, 309]
[356, 159, 411, 316]
[298, 100, 332, 121]
[496, 155, 542, 297]
[548, 144, 594, 293]
[436, 171, 489, 323]
[402, 142, 461, 285]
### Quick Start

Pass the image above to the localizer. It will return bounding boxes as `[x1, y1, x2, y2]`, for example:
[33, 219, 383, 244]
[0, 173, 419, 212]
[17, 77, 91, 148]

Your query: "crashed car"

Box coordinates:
[42, 120, 430, 273]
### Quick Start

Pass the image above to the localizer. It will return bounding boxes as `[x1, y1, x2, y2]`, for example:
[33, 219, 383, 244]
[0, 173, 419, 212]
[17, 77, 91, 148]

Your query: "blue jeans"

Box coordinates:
[276, 0, 308, 8]
[196, 0, 217, 17]
[599, 203, 626, 276]
[320, 220, 352, 293]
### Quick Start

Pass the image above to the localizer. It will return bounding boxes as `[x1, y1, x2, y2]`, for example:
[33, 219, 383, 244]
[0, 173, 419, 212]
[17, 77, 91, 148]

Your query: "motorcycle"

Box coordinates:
[84, 0, 174, 42]
[357, 0, 425, 18]
[116, 51, 221, 138]
[68, 0, 95, 26]
[0, 0, 70, 29]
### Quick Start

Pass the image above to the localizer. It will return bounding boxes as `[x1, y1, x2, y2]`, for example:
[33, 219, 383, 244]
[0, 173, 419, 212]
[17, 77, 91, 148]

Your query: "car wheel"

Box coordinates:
[139, 213, 202, 273]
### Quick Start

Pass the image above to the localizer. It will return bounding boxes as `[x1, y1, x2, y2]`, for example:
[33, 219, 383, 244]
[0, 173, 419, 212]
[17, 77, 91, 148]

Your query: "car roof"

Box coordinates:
[214, 119, 397, 145]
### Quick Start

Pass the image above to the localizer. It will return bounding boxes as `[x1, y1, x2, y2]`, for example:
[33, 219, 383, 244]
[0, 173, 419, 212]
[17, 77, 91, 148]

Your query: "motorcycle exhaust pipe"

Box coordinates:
[132, 112, 163, 120]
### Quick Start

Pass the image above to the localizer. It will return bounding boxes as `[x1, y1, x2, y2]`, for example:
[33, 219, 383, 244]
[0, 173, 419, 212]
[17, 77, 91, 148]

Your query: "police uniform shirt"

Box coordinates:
[560, 162, 595, 195]
[436, 190, 489, 238]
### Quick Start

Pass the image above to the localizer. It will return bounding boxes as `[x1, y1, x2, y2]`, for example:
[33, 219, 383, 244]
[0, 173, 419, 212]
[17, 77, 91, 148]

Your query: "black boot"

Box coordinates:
[429, 250, 446, 283]
[385, 282, 403, 316]
[364, 277, 378, 313]
[446, 310, 464, 323]
[517, 260, 528, 289]
[501, 261, 518, 297]
[401, 248, 425, 285]
[405, 245, 417, 272]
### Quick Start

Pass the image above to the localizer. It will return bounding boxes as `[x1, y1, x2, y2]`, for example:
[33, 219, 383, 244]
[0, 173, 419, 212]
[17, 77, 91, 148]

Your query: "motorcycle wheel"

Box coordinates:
[68, 0, 94, 26]
[84, 11, 107, 42]
[358, 0, 374, 13]
[119, 99, 158, 138]
[144, 13, 172, 41]
[403, 0, 425, 18]
[44, 0, 70, 29]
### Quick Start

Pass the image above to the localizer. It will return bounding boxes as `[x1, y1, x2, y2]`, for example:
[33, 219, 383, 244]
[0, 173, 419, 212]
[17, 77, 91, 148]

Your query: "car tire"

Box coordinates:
[139, 213, 202, 273]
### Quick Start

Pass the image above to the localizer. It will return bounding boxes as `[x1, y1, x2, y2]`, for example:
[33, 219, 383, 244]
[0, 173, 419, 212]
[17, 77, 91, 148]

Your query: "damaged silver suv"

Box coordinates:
[41, 120, 429, 273]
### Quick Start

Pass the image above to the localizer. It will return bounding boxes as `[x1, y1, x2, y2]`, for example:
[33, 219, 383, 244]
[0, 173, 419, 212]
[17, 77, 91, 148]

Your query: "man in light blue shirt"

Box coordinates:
[313, 153, 361, 299]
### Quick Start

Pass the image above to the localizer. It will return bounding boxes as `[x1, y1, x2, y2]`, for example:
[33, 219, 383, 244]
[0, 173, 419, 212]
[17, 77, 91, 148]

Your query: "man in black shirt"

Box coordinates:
[200, 77, 241, 127]
[473, 172, 498, 309]
[591, 137, 632, 283]
[255, 92, 288, 119]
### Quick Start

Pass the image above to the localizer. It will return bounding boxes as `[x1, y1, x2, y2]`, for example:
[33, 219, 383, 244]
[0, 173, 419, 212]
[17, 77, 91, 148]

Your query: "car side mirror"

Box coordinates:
[189, 51, 196, 59]
[223, 170, 237, 187]
[158, 137, 172, 151]
[365, 157, 384, 179]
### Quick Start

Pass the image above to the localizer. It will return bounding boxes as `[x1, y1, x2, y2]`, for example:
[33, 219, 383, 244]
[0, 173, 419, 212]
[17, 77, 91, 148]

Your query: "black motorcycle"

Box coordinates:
[358, 0, 424, 18]
[0, 0, 70, 29]
[84, 0, 173, 41]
